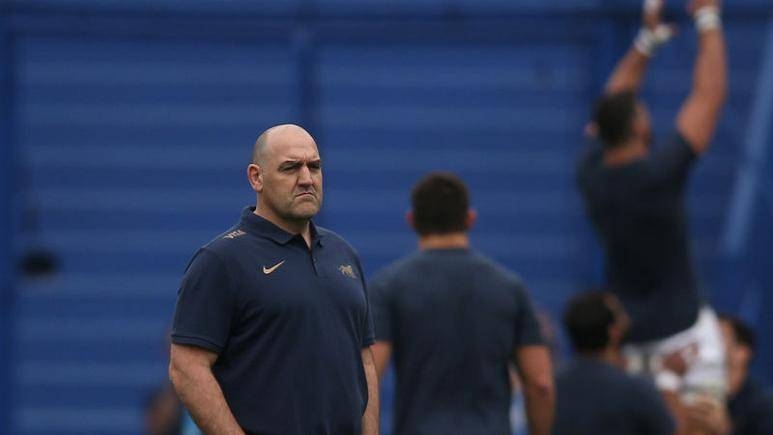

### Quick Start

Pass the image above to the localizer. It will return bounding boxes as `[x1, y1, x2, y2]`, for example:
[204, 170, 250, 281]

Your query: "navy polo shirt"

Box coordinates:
[171, 207, 375, 435]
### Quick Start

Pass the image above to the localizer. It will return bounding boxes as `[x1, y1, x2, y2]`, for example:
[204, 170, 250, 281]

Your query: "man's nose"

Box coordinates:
[298, 165, 313, 186]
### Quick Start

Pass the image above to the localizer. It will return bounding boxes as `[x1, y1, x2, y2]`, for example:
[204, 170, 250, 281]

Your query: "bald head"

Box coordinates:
[247, 123, 323, 232]
[252, 124, 316, 166]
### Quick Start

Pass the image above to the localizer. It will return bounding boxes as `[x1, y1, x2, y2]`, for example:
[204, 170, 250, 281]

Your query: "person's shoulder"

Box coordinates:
[622, 372, 662, 399]
[370, 252, 424, 286]
[469, 250, 526, 287]
[555, 359, 620, 397]
[201, 225, 251, 257]
[559, 358, 613, 378]
[663, 130, 697, 152]
[179, 225, 250, 275]
[649, 131, 699, 165]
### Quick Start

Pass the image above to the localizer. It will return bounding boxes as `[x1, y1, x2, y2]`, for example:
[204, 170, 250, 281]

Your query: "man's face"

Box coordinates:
[604, 294, 631, 346]
[720, 319, 756, 374]
[720, 321, 742, 369]
[256, 128, 323, 223]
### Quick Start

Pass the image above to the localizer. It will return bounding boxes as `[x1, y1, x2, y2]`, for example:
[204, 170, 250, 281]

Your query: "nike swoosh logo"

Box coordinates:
[262, 260, 285, 275]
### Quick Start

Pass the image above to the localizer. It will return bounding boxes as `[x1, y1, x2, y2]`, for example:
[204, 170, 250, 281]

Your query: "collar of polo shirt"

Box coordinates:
[240, 206, 325, 247]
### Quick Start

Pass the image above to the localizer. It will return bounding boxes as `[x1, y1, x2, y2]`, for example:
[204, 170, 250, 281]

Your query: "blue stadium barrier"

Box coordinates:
[1, 2, 771, 434]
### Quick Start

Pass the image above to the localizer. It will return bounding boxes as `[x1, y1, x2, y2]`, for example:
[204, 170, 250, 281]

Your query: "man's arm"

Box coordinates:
[605, 46, 652, 95]
[661, 390, 690, 435]
[169, 343, 245, 435]
[361, 347, 380, 435]
[514, 345, 555, 435]
[605, 0, 673, 94]
[371, 341, 392, 380]
[684, 395, 732, 435]
[676, 0, 727, 154]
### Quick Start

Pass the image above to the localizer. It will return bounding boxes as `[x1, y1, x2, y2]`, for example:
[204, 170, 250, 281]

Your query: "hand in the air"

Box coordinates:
[688, 0, 721, 16]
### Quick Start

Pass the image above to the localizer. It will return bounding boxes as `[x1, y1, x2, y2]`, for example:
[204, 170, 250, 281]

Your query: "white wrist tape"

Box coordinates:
[694, 6, 721, 32]
[655, 370, 683, 392]
[634, 25, 675, 57]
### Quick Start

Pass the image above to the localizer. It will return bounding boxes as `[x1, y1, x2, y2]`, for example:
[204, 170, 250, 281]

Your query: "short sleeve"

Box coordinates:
[651, 132, 698, 189]
[513, 283, 544, 348]
[368, 272, 393, 343]
[356, 259, 376, 348]
[171, 248, 237, 354]
[630, 377, 676, 434]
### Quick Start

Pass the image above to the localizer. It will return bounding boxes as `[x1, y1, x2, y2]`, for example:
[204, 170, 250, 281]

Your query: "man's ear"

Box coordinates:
[247, 164, 263, 192]
[608, 323, 624, 348]
[406, 211, 415, 230]
[737, 345, 753, 368]
[466, 209, 477, 230]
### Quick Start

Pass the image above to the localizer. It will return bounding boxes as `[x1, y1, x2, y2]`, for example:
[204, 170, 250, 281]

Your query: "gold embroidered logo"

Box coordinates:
[223, 230, 246, 240]
[338, 264, 357, 279]
[262, 260, 285, 275]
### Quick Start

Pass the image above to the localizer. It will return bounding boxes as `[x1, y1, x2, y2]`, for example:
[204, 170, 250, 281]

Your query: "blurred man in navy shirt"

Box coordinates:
[554, 291, 678, 435]
[714, 316, 773, 435]
[370, 172, 554, 435]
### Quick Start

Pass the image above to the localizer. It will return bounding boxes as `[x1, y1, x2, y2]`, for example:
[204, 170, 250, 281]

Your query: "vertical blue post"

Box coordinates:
[0, 9, 15, 435]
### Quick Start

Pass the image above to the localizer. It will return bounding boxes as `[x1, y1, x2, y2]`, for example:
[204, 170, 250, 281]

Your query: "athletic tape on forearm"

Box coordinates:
[694, 6, 721, 32]
[655, 370, 684, 392]
[634, 25, 674, 57]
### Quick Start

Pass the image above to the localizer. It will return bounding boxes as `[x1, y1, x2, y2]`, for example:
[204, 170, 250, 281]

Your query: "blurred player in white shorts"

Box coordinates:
[624, 306, 726, 401]
[576, 0, 728, 404]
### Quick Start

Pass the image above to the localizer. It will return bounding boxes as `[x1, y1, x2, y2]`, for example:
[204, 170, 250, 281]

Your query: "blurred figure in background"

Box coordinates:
[576, 0, 728, 404]
[370, 172, 554, 435]
[554, 291, 680, 435]
[168, 124, 379, 435]
[144, 328, 184, 435]
[145, 384, 182, 435]
[715, 315, 773, 435]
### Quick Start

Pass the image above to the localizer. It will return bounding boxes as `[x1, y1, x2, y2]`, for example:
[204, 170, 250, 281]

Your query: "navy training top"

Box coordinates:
[370, 248, 543, 435]
[171, 207, 375, 435]
[577, 132, 702, 342]
[729, 377, 773, 435]
[553, 357, 675, 435]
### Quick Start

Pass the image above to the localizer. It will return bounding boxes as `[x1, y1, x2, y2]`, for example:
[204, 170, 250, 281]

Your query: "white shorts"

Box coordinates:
[623, 306, 726, 400]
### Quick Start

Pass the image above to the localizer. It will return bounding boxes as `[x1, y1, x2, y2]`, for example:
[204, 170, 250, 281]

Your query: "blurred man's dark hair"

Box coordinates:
[411, 172, 469, 236]
[563, 291, 617, 353]
[719, 314, 757, 352]
[593, 91, 638, 149]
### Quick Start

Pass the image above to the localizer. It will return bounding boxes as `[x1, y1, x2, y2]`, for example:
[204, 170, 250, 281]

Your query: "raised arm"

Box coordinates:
[676, 0, 727, 154]
[169, 343, 245, 435]
[514, 345, 555, 435]
[605, 0, 675, 94]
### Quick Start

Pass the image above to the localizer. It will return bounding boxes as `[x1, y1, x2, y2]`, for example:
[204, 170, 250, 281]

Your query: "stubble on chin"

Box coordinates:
[287, 196, 321, 220]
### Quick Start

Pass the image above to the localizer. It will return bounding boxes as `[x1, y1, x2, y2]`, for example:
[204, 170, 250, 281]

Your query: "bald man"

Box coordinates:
[169, 125, 379, 435]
